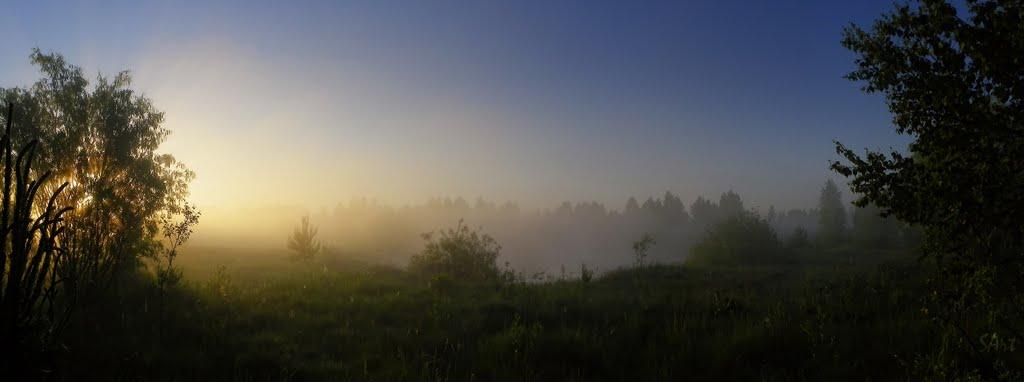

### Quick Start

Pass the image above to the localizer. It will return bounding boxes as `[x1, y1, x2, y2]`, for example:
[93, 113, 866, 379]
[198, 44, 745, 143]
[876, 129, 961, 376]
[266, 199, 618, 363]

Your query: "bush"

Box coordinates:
[409, 220, 503, 282]
[580, 263, 594, 283]
[688, 213, 789, 266]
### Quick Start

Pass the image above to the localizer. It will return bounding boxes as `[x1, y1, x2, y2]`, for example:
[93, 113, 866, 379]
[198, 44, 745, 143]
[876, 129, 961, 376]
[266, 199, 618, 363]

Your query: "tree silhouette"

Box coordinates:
[0, 103, 74, 376]
[690, 196, 720, 227]
[817, 179, 846, 245]
[661, 191, 689, 223]
[0, 50, 194, 291]
[624, 197, 640, 215]
[834, 0, 1024, 376]
[157, 202, 201, 288]
[287, 216, 322, 262]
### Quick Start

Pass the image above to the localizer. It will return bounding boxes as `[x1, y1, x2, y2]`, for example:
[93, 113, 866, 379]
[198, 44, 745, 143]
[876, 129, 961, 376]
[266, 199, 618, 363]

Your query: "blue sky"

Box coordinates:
[0, 0, 907, 211]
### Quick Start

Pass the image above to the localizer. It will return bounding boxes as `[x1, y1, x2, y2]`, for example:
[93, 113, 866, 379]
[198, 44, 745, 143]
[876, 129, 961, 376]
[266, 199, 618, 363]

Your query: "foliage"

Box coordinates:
[834, 0, 1024, 377]
[689, 212, 788, 266]
[631, 233, 656, 269]
[52, 255, 935, 381]
[409, 220, 503, 283]
[287, 215, 322, 262]
[0, 50, 195, 377]
[156, 202, 201, 338]
[0, 103, 74, 376]
[157, 202, 201, 290]
[817, 179, 847, 245]
[660, 191, 689, 223]
[0, 50, 194, 290]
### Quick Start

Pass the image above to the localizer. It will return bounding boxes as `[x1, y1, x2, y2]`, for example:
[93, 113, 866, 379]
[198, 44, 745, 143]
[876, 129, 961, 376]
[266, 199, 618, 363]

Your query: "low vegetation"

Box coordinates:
[55, 249, 932, 381]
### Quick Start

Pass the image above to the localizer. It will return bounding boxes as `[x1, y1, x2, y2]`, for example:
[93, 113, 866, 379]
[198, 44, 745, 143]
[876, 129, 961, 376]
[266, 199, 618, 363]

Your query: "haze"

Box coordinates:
[10, 0, 1015, 378]
[1, 1, 907, 210]
[0, 1, 914, 270]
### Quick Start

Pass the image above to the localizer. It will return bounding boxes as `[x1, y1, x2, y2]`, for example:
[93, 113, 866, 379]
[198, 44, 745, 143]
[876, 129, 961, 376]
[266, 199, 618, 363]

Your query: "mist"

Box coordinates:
[190, 191, 824, 273]
[6, 0, 1015, 379]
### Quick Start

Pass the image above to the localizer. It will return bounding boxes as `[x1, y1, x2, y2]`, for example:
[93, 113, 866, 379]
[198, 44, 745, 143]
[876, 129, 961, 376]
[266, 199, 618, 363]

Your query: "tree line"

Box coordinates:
[287, 178, 915, 274]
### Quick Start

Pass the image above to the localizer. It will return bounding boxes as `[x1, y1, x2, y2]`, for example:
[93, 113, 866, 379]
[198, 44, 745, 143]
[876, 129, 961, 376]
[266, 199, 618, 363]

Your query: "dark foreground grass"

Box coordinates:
[53, 251, 934, 381]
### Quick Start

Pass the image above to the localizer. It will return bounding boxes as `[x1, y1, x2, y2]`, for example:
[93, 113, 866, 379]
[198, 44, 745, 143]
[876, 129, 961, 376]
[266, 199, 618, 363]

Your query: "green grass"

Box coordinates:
[53, 248, 936, 381]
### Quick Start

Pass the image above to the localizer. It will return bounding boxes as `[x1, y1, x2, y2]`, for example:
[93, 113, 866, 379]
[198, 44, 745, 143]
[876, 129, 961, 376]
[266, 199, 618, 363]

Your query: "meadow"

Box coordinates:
[52, 247, 934, 381]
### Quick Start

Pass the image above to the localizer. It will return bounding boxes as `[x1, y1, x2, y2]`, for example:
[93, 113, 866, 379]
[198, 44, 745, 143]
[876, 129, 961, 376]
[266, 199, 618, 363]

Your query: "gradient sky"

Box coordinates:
[0, 0, 908, 212]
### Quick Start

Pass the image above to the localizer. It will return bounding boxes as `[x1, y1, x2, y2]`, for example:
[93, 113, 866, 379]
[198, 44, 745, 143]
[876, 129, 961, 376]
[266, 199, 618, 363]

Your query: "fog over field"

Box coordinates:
[2, 1, 1018, 380]
[191, 192, 825, 272]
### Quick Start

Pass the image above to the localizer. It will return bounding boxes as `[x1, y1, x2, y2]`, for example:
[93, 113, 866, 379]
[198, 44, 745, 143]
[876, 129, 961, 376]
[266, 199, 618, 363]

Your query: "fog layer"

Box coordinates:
[192, 191, 823, 272]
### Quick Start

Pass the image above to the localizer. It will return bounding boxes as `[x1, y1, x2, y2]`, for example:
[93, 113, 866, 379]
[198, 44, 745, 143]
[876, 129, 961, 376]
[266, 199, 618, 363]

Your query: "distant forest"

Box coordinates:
[253, 179, 916, 273]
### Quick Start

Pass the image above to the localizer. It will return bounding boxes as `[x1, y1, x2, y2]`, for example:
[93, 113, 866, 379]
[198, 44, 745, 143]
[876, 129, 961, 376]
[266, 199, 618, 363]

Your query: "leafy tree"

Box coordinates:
[287, 216, 322, 262]
[0, 50, 194, 290]
[157, 203, 201, 288]
[409, 221, 502, 282]
[833, 0, 1024, 377]
[688, 213, 786, 266]
[156, 202, 200, 340]
[817, 179, 847, 245]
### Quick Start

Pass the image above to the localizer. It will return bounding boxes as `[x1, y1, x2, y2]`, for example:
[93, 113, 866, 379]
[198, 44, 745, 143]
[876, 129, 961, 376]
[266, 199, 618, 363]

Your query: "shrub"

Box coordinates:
[632, 233, 656, 269]
[580, 263, 594, 283]
[688, 213, 788, 266]
[409, 220, 502, 282]
[287, 215, 321, 262]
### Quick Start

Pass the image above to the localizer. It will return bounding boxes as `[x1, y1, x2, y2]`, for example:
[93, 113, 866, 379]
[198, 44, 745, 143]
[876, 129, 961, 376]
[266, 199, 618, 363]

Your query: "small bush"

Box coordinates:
[580, 263, 594, 283]
[409, 220, 503, 283]
[632, 234, 656, 269]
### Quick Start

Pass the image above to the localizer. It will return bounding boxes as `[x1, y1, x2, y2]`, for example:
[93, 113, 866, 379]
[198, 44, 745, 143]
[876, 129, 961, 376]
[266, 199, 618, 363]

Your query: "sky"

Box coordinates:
[0, 0, 908, 212]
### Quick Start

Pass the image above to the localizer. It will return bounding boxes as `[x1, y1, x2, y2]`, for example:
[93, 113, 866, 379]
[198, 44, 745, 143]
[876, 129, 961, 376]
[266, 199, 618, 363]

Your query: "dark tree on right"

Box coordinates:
[834, 1, 1024, 378]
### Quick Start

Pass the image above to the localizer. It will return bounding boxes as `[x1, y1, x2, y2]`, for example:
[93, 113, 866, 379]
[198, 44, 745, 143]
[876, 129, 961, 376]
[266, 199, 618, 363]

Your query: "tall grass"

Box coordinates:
[52, 249, 934, 381]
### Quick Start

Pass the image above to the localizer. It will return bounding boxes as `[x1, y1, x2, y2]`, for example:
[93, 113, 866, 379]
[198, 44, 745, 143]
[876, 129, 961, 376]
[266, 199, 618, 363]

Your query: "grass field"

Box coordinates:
[53, 246, 935, 381]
